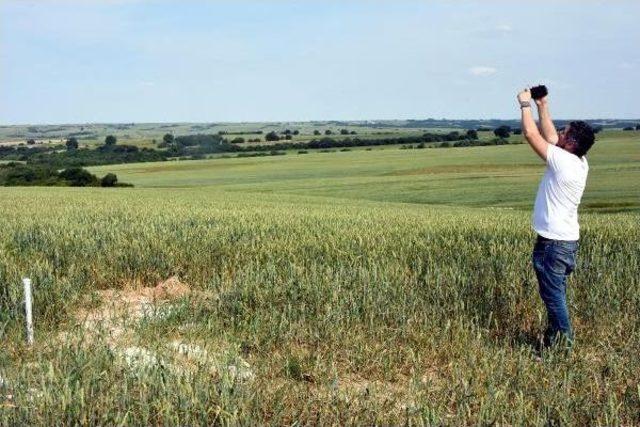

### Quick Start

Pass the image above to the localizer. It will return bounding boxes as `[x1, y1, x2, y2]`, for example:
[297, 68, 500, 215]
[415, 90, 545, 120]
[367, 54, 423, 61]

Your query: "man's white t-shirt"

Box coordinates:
[533, 144, 589, 241]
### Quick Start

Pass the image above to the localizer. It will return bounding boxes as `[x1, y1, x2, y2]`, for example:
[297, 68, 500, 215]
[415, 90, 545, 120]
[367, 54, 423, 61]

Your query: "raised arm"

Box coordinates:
[518, 88, 549, 161]
[535, 97, 559, 145]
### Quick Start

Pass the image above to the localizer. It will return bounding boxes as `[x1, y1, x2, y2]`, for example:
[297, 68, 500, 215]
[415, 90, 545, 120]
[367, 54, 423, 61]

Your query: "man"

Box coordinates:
[517, 87, 596, 349]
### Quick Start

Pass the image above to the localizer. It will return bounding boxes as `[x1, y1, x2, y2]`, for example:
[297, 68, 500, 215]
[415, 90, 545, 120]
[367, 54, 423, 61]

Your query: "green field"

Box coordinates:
[1, 130, 639, 425]
[90, 130, 639, 212]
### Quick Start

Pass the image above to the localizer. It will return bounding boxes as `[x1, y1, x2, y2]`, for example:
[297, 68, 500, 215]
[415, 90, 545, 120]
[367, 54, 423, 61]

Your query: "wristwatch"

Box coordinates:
[519, 101, 531, 109]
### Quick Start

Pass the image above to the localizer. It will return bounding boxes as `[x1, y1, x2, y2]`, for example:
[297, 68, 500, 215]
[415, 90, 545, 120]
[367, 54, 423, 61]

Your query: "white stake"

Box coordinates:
[22, 278, 34, 346]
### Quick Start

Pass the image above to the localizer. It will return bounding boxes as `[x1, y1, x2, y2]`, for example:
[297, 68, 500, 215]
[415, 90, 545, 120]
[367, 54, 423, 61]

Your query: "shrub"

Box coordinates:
[66, 137, 79, 151]
[265, 132, 280, 142]
[493, 126, 511, 138]
[59, 167, 99, 187]
[100, 173, 118, 187]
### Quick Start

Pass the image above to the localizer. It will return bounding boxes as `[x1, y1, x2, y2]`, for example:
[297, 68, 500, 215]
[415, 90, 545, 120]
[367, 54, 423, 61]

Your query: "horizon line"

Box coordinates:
[2, 117, 639, 127]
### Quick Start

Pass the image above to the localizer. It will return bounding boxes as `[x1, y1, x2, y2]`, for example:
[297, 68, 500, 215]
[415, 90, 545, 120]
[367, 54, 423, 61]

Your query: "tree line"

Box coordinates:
[0, 163, 131, 187]
[0, 128, 518, 174]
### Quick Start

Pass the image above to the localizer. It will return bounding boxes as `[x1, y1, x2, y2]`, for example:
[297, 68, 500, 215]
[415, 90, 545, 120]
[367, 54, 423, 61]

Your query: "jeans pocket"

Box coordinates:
[545, 245, 573, 276]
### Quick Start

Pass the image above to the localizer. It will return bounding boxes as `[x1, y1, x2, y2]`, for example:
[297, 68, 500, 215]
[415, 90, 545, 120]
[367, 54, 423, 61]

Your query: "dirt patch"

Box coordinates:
[61, 277, 255, 382]
[105, 275, 191, 303]
[69, 276, 191, 344]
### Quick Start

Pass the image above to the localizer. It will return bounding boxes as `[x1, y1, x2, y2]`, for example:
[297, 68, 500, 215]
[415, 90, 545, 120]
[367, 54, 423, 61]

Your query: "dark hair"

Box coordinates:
[566, 121, 596, 157]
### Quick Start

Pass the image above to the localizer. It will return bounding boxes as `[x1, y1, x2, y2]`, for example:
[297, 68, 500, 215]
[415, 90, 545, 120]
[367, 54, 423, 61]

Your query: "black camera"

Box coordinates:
[530, 85, 548, 100]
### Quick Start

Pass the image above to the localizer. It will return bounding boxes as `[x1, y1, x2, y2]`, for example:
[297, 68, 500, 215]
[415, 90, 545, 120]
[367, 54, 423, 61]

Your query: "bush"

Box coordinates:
[163, 134, 175, 145]
[59, 167, 99, 187]
[493, 126, 511, 138]
[66, 137, 79, 151]
[265, 131, 280, 142]
[104, 135, 117, 146]
[100, 173, 118, 187]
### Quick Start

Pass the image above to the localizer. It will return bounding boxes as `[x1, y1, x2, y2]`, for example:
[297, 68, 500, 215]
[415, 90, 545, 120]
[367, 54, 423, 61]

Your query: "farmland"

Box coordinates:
[0, 129, 639, 425]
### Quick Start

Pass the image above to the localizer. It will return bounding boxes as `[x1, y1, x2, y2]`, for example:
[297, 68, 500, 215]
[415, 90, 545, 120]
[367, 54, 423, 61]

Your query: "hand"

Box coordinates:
[534, 96, 548, 107]
[517, 88, 532, 104]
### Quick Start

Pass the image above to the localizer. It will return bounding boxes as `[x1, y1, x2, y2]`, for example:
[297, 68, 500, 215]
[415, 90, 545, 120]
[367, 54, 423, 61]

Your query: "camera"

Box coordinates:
[530, 85, 548, 100]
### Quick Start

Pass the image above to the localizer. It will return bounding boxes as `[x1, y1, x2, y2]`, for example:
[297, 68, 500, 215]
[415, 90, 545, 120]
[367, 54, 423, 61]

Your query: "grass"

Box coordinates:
[91, 130, 639, 212]
[0, 130, 639, 425]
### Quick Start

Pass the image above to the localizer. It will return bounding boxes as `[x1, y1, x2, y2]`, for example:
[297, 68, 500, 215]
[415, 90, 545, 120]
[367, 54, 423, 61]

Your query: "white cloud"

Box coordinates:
[496, 24, 512, 32]
[469, 66, 497, 77]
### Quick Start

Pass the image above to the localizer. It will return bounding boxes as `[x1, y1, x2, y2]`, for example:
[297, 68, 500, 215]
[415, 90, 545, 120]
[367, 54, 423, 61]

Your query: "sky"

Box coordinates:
[1, 0, 639, 124]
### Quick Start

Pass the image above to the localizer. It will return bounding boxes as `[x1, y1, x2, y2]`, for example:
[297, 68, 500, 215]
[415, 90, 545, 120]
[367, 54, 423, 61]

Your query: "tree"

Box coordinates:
[163, 133, 175, 145]
[285, 134, 292, 140]
[283, 129, 292, 135]
[26, 139, 36, 145]
[636, 124, 640, 131]
[313, 130, 321, 136]
[100, 173, 118, 187]
[231, 137, 245, 144]
[623, 127, 634, 131]
[466, 129, 478, 140]
[293, 130, 300, 135]
[58, 167, 98, 186]
[66, 137, 79, 150]
[340, 129, 349, 135]
[104, 135, 117, 146]
[493, 126, 511, 138]
[324, 129, 332, 135]
[265, 131, 280, 142]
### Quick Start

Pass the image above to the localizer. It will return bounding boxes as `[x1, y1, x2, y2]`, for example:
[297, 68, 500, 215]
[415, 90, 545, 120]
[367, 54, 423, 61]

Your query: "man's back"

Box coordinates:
[533, 144, 589, 241]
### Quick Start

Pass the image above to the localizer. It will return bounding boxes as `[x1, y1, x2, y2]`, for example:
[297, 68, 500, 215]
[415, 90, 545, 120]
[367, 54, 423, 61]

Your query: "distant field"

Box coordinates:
[0, 121, 457, 145]
[1, 128, 638, 424]
[90, 130, 640, 212]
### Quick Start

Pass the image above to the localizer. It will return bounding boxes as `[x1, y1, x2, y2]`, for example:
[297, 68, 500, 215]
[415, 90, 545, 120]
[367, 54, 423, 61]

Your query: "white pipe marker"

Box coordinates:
[22, 278, 34, 346]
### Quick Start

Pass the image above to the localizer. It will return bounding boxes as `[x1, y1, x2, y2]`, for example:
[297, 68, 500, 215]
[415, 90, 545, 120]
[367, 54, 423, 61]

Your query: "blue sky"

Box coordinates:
[1, 0, 638, 124]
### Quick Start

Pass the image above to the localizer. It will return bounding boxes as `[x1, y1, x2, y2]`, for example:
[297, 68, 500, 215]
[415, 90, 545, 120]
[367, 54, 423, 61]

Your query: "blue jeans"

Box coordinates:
[532, 237, 578, 347]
